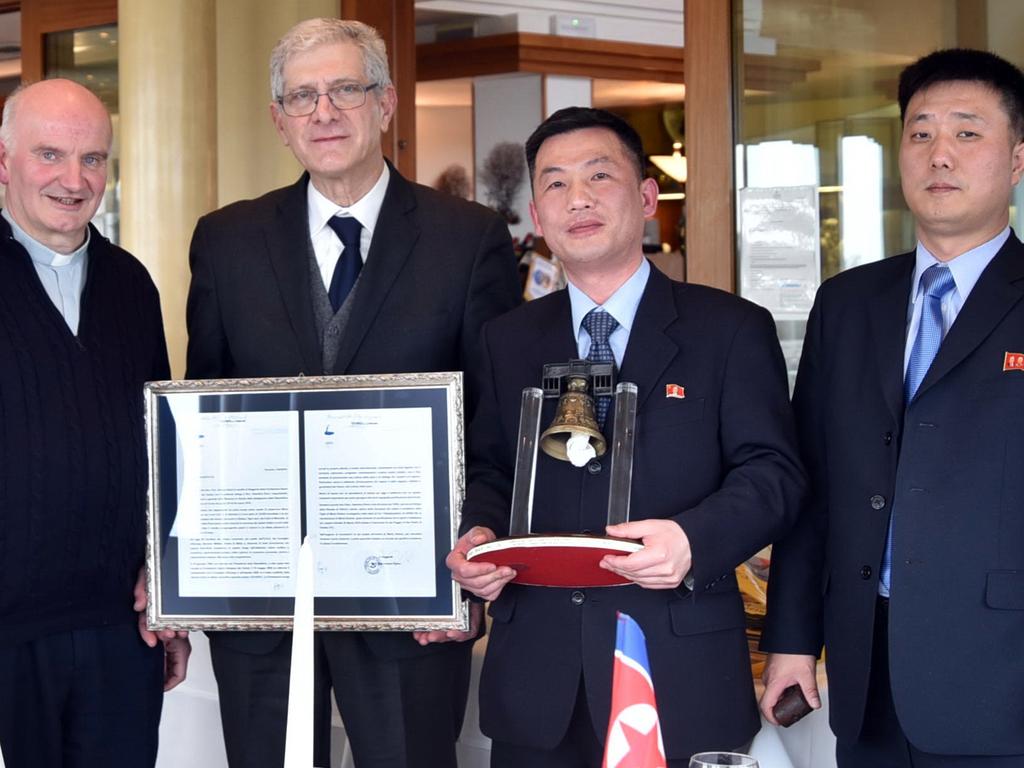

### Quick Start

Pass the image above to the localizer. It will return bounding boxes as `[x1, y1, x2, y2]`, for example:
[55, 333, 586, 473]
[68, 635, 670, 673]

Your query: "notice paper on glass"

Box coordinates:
[144, 373, 467, 633]
[738, 185, 821, 318]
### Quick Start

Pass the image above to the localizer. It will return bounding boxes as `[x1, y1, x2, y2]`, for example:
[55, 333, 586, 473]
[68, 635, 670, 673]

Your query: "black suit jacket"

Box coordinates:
[186, 166, 521, 658]
[461, 267, 805, 758]
[762, 234, 1024, 755]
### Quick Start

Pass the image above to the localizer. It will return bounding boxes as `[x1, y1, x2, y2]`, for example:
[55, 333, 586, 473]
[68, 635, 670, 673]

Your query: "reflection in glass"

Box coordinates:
[839, 135, 884, 269]
[734, 0, 962, 384]
[743, 140, 819, 188]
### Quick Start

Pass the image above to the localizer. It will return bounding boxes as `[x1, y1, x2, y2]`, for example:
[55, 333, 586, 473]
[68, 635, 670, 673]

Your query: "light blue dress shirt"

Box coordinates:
[567, 258, 651, 366]
[3, 209, 90, 335]
[902, 227, 1009, 375]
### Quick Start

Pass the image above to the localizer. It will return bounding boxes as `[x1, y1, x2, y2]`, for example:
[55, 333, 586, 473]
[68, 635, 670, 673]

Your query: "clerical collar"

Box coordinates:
[2, 208, 91, 268]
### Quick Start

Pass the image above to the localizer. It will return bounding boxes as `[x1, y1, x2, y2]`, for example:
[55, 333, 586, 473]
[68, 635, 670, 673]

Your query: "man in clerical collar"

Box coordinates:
[0, 78, 188, 767]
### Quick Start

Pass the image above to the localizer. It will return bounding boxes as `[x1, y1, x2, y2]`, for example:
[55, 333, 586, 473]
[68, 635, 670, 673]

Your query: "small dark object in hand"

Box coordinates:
[773, 684, 813, 727]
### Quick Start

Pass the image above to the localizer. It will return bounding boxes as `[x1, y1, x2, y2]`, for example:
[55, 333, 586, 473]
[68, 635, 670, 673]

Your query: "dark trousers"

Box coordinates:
[210, 631, 474, 768]
[209, 632, 333, 768]
[0, 624, 164, 768]
[490, 677, 702, 768]
[837, 598, 1024, 768]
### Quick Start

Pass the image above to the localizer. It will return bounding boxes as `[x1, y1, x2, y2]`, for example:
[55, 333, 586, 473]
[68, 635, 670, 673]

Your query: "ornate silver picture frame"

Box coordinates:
[144, 372, 468, 632]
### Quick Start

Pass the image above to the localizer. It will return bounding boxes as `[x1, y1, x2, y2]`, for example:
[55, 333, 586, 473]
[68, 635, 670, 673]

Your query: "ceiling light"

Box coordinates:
[650, 141, 687, 183]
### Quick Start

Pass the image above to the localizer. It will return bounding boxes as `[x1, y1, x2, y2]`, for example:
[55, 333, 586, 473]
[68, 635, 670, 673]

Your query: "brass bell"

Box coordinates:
[539, 374, 607, 461]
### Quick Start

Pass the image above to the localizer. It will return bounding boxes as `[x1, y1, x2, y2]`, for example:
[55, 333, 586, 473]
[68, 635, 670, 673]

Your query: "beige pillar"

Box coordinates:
[119, 0, 217, 377]
[216, 0, 338, 206]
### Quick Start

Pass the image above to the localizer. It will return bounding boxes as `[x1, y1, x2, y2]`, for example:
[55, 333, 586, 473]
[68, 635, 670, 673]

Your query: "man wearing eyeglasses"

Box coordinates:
[185, 17, 521, 768]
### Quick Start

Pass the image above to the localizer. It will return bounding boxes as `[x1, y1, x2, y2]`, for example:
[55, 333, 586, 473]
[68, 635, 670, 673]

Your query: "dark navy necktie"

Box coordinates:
[582, 308, 619, 428]
[880, 263, 956, 594]
[327, 216, 363, 312]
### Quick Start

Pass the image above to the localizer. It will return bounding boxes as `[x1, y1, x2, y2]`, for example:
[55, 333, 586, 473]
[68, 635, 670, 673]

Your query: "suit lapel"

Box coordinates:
[868, 255, 914, 423]
[266, 175, 322, 374]
[916, 234, 1024, 399]
[534, 291, 579, 365]
[331, 167, 419, 373]
[617, 268, 679, 414]
[525, 292, 582, 431]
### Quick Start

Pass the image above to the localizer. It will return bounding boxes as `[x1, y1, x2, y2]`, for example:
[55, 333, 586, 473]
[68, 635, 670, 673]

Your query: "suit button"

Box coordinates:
[570, 590, 586, 605]
[328, 326, 340, 336]
[883, 432, 893, 445]
[860, 566, 872, 580]
[587, 460, 602, 475]
[870, 494, 886, 510]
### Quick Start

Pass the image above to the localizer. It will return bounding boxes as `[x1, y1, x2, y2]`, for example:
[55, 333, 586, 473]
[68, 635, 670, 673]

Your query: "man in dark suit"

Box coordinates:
[760, 49, 1024, 767]
[445, 107, 805, 766]
[185, 17, 521, 768]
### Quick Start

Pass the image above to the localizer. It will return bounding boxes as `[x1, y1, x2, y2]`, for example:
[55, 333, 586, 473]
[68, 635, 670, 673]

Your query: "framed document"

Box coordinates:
[144, 372, 468, 632]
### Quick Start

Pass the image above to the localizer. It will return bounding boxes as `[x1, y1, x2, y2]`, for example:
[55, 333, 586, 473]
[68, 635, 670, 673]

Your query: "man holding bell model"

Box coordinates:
[445, 107, 806, 766]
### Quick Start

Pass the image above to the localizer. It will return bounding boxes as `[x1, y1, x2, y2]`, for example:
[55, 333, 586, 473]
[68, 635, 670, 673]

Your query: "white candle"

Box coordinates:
[284, 535, 314, 768]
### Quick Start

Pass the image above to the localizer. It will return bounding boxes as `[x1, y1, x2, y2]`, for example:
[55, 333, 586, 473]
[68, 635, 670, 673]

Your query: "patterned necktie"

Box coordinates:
[880, 263, 956, 594]
[582, 308, 619, 428]
[327, 216, 363, 313]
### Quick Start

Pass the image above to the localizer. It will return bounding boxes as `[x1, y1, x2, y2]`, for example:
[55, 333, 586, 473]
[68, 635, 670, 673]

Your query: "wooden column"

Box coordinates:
[119, 0, 217, 376]
[340, 0, 416, 179]
[684, 0, 736, 291]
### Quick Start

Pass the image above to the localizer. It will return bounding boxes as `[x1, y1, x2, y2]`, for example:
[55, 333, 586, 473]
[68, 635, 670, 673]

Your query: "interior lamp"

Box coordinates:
[650, 141, 687, 183]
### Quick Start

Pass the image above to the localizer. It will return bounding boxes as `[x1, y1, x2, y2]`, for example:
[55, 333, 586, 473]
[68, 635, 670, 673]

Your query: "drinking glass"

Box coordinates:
[688, 752, 758, 768]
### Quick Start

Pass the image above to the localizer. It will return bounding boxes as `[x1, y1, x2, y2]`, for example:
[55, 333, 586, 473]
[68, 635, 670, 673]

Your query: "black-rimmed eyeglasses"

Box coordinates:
[277, 82, 379, 116]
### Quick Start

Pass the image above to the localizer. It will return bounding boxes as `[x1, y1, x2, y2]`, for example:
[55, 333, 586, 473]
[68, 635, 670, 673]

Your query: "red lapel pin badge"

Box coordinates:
[665, 383, 686, 399]
[1003, 352, 1024, 371]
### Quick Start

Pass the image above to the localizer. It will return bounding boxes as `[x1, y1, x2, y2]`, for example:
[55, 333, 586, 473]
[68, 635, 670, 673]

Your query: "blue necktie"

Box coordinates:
[327, 216, 363, 313]
[880, 264, 956, 594]
[582, 308, 619, 428]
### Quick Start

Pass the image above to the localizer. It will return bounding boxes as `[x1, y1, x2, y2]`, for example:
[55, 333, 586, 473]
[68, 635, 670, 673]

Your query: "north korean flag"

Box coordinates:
[603, 612, 666, 768]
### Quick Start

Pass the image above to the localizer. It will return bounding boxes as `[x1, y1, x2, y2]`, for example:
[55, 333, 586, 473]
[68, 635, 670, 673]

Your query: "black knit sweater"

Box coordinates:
[0, 218, 170, 645]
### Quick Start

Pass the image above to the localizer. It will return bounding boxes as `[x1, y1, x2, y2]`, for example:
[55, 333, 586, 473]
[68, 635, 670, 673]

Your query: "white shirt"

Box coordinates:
[306, 164, 390, 291]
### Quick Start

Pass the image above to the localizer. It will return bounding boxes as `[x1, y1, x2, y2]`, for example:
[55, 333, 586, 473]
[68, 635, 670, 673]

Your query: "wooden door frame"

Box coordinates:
[20, 0, 117, 84]
[683, 0, 736, 292]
